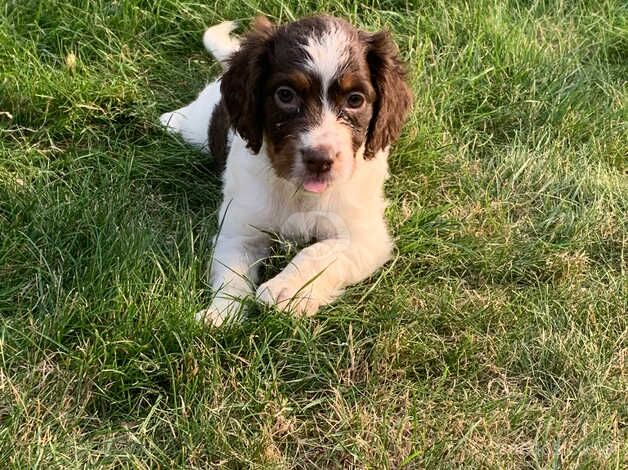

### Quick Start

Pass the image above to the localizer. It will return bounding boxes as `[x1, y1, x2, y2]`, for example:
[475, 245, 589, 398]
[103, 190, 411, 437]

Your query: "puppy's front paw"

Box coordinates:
[195, 296, 244, 327]
[256, 275, 320, 316]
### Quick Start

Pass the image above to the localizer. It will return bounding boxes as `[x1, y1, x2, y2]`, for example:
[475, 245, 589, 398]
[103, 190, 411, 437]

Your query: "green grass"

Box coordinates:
[1, 0, 626, 467]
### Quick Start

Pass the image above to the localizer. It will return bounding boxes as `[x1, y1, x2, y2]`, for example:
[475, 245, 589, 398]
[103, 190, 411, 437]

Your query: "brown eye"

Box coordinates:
[346, 92, 365, 109]
[275, 86, 297, 106]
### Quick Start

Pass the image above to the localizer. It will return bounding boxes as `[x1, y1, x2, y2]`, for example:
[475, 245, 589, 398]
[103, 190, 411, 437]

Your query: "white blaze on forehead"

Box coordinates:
[298, 21, 355, 177]
[303, 23, 351, 91]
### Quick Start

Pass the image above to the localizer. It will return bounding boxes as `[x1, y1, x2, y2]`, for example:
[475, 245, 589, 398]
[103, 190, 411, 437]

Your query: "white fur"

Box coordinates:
[160, 22, 393, 326]
[159, 80, 221, 151]
[304, 24, 350, 92]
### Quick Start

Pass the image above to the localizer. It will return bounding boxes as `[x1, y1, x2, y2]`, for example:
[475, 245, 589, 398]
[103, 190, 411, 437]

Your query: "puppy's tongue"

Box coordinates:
[303, 178, 327, 193]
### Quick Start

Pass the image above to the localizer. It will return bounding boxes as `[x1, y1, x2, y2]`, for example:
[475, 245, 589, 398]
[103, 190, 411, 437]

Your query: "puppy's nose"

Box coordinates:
[302, 146, 334, 174]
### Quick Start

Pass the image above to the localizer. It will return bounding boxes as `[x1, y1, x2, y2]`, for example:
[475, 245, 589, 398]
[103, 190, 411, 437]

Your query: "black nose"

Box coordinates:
[302, 146, 334, 174]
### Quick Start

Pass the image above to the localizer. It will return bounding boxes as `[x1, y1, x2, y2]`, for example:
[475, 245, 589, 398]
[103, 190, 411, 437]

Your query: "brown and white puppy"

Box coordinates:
[160, 16, 412, 325]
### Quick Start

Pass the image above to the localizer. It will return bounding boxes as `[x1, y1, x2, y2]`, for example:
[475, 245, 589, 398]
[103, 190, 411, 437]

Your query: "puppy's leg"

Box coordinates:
[159, 22, 239, 148]
[256, 223, 393, 315]
[159, 81, 223, 150]
[196, 234, 268, 326]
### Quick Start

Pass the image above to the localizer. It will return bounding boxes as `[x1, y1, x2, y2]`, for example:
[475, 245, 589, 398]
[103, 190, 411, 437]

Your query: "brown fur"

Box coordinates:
[207, 99, 230, 171]
[220, 17, 276, 154]
[361, 31, 413, 159]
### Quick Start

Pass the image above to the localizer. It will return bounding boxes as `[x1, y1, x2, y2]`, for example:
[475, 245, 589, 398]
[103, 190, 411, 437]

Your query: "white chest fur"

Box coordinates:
[220, 135, 390, 243]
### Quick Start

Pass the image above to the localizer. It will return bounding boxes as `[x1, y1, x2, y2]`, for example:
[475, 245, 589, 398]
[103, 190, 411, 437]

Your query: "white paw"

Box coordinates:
[159, 111, 181, 132]
[195, 296, 244, 326]
[256, 276, 320, 316]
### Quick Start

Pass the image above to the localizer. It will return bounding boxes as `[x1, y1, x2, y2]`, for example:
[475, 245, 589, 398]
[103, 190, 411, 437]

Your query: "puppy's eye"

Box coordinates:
[275, 86, 297, 106]
[346, 92, 365, 109]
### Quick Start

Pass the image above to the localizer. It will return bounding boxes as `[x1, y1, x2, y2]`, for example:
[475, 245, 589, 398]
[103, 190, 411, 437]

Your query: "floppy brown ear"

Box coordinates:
[220, 17, 275, 154]
[362, 30, 412, 159]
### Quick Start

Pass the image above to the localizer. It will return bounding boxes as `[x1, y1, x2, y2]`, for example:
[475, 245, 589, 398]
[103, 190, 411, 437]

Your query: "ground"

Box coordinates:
[0, 0, 626, 468]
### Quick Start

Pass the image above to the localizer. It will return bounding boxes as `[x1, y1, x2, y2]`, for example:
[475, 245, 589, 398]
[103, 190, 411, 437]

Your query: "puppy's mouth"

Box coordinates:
[302, 175, 330, 193]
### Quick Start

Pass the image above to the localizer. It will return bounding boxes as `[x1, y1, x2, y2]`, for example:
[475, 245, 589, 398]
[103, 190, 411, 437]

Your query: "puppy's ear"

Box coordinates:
[220, 17, 275, 154]
[361, 30, 412, 159]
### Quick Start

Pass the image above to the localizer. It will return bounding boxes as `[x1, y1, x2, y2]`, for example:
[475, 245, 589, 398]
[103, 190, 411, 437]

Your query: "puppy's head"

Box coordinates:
[221, 16, 412, 193]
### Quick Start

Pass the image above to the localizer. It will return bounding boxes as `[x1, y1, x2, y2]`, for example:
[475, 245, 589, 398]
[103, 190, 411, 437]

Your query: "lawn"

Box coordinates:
[0, 0, 626, 467]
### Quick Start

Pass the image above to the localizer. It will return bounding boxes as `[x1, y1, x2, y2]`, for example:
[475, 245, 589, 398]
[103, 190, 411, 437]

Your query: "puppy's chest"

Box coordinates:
[266, 191, 350, 243]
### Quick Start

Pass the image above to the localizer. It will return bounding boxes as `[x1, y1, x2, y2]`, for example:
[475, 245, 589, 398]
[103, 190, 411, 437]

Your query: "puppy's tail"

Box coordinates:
[203, 21, 240, 69]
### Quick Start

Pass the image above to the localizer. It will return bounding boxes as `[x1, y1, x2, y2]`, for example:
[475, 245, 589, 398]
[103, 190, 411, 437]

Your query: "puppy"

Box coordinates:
[160, 16, 412, 325]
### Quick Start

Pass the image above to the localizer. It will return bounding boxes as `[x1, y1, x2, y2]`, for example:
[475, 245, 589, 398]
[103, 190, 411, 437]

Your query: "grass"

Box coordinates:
[0, 0, 626, 467]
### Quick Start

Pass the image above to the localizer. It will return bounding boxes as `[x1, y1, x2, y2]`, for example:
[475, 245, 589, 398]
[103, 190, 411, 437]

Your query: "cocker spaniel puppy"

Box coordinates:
[160, 16, 412, 325]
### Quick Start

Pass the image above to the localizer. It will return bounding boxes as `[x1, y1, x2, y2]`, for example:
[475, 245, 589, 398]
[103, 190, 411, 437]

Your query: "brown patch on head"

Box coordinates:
[337, 72, 372, 95]
[262, 67, 323, 179]
[328, 68, 376, 154]
[266, 70, 311, 94]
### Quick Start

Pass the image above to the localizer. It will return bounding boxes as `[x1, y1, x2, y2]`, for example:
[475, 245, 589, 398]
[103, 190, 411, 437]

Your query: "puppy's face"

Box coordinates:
[222, 16, 412, 193]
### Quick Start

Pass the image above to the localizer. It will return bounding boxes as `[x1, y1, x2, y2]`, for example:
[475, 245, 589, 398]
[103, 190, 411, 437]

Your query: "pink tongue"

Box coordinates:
[303, 179, 327, 193]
